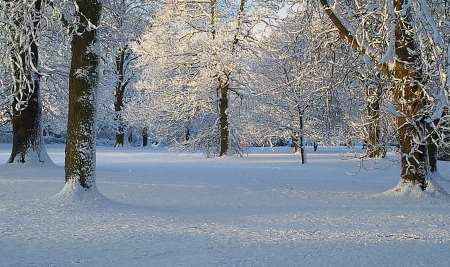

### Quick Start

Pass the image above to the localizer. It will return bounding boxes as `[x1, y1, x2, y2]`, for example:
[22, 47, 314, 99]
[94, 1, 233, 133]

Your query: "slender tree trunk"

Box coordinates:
[366, 79, 384, 158]
[393, 0, 429, 190]
[313, 142, 318, 152]
[114, 47, 128, 147]
[115, 125, 124, 147]
[299, 112, 305, 164]
[438, 108, 450, 161]
[142, 127, 148, 147]
[218, 78, 229, 156]
[291, 132, 299, 154]
[65, 0, 102, 189]
[426, 118, 440, 172]
[7, 0, 49, 164]
[185, 126, 190, 142]
[128, 128, 133, 144]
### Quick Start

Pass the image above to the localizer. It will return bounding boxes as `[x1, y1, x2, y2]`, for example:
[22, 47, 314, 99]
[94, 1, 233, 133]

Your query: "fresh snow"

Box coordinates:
[1, 144, 450, 266]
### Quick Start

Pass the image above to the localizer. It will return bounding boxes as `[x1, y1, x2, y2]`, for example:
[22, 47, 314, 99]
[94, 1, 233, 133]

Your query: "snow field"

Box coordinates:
[1, 144, 450, 266]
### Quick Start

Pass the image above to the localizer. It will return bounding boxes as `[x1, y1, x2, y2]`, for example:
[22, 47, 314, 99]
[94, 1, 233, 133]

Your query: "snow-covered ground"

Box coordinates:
[1, 144, 450, 267]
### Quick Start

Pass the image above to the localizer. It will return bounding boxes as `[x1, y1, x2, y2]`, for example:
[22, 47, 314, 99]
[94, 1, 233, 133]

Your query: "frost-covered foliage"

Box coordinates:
[130, 0, 260, 155]
[0, 0, 448, 173]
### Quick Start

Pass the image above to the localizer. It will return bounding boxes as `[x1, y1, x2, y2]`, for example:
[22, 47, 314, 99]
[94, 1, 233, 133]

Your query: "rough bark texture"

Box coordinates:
[7, 0, 49, 164]
[393, 0, 429, 190]
[319, 0, 431, 190]
[65, 0, 102, 189]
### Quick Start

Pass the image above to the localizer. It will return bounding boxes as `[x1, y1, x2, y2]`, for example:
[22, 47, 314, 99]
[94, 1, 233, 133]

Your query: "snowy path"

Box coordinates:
[1, 145, 450, 266]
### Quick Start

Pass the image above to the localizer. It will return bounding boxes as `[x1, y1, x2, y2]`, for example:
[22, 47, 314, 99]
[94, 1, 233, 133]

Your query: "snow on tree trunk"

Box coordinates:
[64, 0, 102, 191]
[438, 108, 450, 161]
[6, 0, 51, 165]
[392, 0, 430, 191]
[319, 0, 443, 193]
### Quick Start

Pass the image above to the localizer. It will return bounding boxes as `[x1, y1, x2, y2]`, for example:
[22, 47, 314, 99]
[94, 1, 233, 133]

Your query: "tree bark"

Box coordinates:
[65, 0, 102, 189]
[291, 132, 299, 154]
[113, 47, 129, 147]
[218, 78, 229, 156]
[142, 127, 148, 147]
[393, 0, 430, 189]
[437, 108, 450, 161]
[320, 0, 432, 190]
[299, 113, 305, 164]
[365, 79, 385, 158]
[7, 0, 49, 164]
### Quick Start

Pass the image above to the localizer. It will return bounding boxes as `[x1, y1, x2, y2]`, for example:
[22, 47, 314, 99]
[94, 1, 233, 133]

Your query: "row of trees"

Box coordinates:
[0, 0, 102, 190]
[0, 0, 449, 195]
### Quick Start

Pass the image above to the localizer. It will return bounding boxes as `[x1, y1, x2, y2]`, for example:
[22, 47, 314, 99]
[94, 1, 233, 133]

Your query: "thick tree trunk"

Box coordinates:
[320, 0, 432, 190]
[7, 0, 49, 164]
[218, 78, 229, 157]
[393, 0, 430, 190]
[65, 0, 102, 189]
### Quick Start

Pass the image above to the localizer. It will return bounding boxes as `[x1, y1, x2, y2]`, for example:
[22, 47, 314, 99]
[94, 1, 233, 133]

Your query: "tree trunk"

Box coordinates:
[218, 78, 229, 156]
[365, 79, 385, 158]
[7, 0, 49, 164]
[291, 133, 299, 154]
[438, 108, 450, 161]
[319, 0, 433, 190]
[128, 128, 134, 144]
[65, 0, 102, 189]
[393, 0, 429, 190]
[142, 127, 148, 147]
[185, 126, 190, 142]
[299, 113, 305, 164]
[114, 47, 128, 147]
[313, 142, 318, 152]
[115, 126, 124, 147]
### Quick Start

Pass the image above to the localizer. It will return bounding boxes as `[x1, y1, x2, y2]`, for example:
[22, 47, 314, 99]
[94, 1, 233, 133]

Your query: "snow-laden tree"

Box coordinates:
[97, 0, 157, 147]
[317, 0, 449, 192]
[241, 3, 370, 163]
[133, 0, 254, 156]
[0, 0, 52, 164]
[63, 0, 102, 192]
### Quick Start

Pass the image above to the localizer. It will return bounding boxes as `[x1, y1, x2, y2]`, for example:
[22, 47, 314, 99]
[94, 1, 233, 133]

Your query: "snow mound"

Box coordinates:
[1, 158, 56, 168]
[381, 179, 450, 200]
[51, 180, 114, 209]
